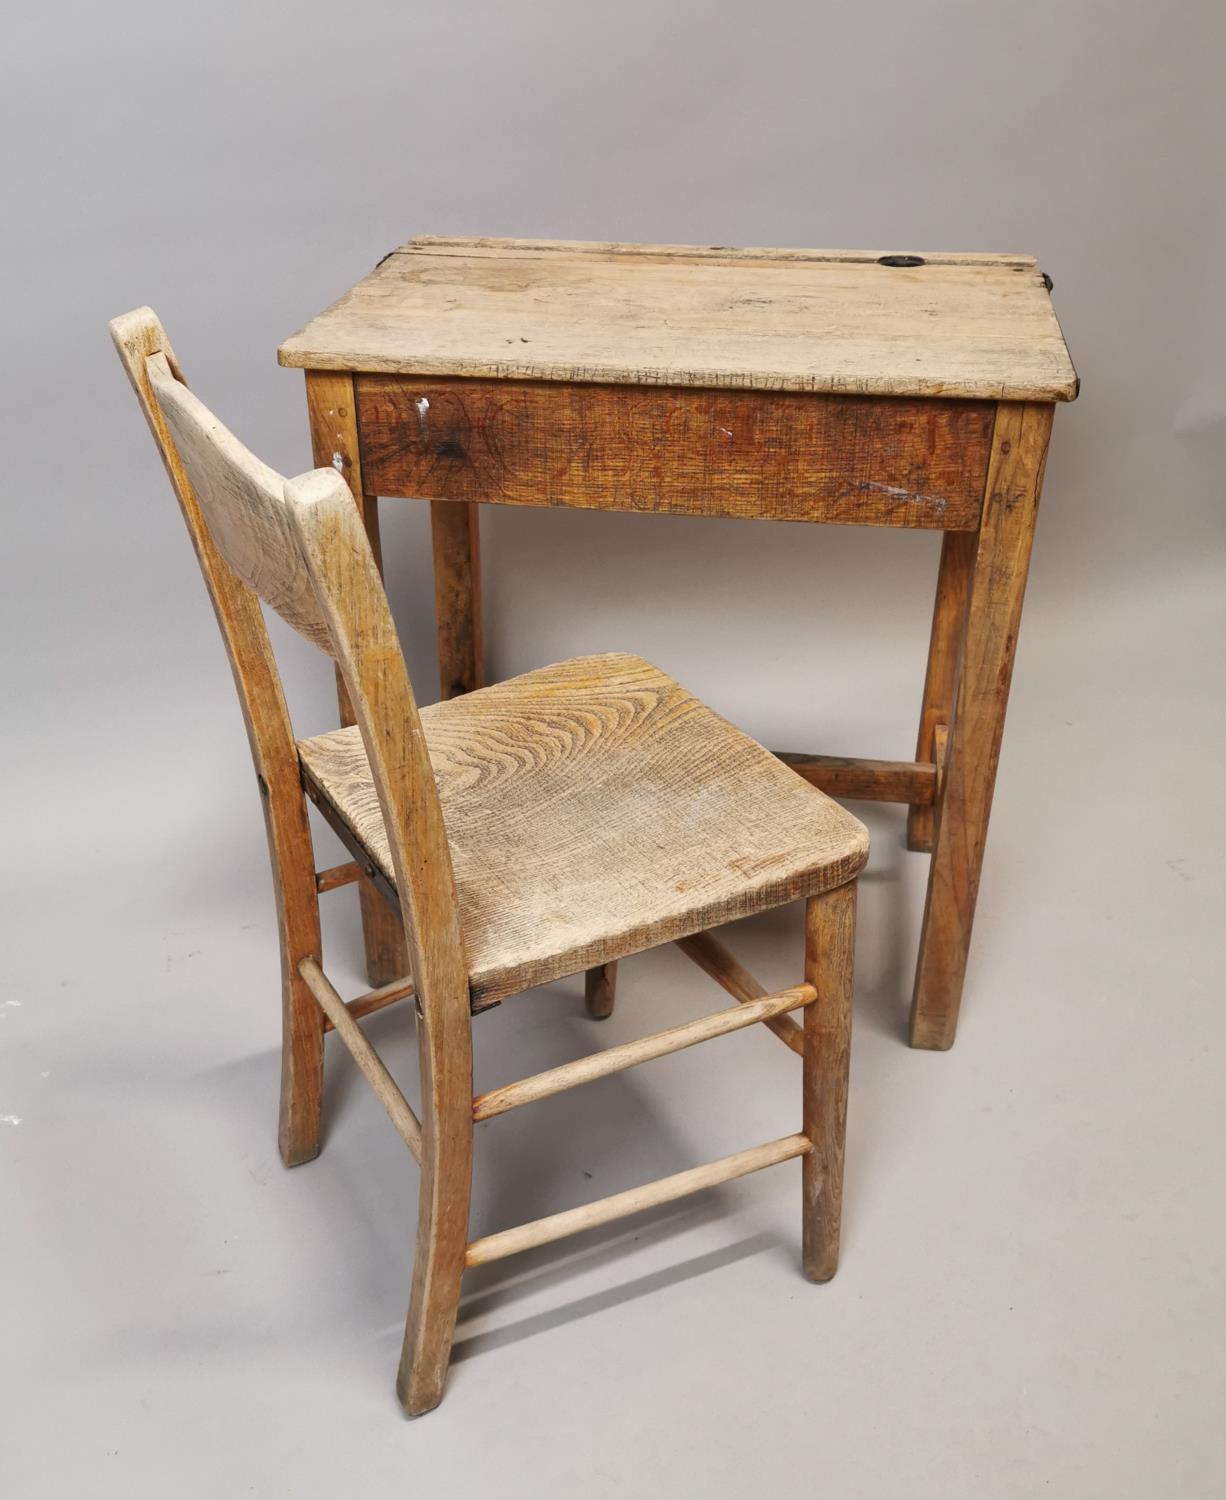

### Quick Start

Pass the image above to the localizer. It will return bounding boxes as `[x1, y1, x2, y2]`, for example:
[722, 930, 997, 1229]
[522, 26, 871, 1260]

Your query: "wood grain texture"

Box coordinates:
[777, 753, 937, 804]
[315, 860, 362, 893]
[803, 882, 857, 1282]
[110, 309, 326, 1170]
[584, 961, 618, 1019]
[472, 984, 816, 1122]
[299, 958, 422, 1161]
[304, 370, 410, 990]
[430, 500, 484, 697]
[464, 1134, 813, 1268]
[356, 376, 993, 530]
[907, 531, 977, 851]
[910, 402, 1054, 1050]
[283, 471, 476, 1419]
[279, 237, 1078, 402]
[675, 930, 804, 1055]
[148, 355, 334, 653]
[297, 653, 870, 1006]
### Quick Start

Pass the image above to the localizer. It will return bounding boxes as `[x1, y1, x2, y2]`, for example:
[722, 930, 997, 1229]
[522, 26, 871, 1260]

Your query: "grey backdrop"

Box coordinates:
[4, 3, 1224, 1496]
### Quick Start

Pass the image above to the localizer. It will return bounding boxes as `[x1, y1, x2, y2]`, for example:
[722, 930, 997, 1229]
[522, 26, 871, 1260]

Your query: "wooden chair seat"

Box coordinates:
[298, 651, 868, 1007]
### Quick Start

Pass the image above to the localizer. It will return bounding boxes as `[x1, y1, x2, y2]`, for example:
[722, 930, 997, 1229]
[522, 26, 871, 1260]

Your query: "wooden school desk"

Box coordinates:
[279, 237, 1078, 1050]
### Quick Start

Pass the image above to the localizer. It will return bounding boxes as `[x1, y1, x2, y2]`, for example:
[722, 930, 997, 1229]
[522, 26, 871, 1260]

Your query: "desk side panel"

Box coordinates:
[354, 377, 992, 530]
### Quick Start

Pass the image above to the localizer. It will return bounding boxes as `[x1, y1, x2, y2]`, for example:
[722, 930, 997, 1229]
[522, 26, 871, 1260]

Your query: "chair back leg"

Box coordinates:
[584, 960, 618, 1019]
[275, 827, 326, 1167]
[802, 881, 857, 1281]
[395, 1002, 475, 1416]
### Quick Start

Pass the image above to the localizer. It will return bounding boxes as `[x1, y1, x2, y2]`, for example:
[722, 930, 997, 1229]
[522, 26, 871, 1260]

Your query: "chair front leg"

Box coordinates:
[801, 881, 857, 1282]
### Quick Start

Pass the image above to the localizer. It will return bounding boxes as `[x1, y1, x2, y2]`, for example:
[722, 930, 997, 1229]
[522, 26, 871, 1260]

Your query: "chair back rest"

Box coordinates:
[147, 351, 334, 653]
[109, 308, 469, 1025]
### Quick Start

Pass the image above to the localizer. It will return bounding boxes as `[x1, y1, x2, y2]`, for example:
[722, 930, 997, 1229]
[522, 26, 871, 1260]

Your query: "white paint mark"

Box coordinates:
[4, 1000, 20, 1007]
[331, 452, 345, 472]
[718, 427, 733, 438]
[857, 480, 947, 512]
[1, 1115, 21, 1126]
[41, 1071, 50, 1079]
[415, 396, 430, 439]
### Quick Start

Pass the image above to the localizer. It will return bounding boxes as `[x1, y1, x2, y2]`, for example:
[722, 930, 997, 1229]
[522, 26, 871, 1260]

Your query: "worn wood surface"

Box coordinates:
[464, 1134, 813, 1268]
[803, 882, 856, 1282]
[356, 376, 992, 530]
[111, 309, 326, 1171]
[315, 860, 361, 894]
[584, 961, 618, 1020]
[304, 370, 410, 989]
[279, 237, 1078, 402]
[675, 929, 805, 1055]
[334, 974, 416, 1029]
[150, 355, 335, 652]
[284, 471, 476, 1419]
[777, 752, 937, 804]
[907, 531, 977, 851]
[473, 984, 816, 1122]
[910, 402, 1054, 1050]
[430, 500, 484, 698]
[299, 958, 422, 1161]
[118, 306, 868, 1420]
[298, 653, 869, 1005]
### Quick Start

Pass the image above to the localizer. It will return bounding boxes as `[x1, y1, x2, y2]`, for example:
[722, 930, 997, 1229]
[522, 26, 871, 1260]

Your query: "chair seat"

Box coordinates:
[297, 652, 868, 1006]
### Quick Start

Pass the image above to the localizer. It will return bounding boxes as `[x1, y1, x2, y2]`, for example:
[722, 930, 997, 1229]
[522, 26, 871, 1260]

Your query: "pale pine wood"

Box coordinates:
[803, 884, 857, 1281]
[472, 984, 816, 1122]
[675, 930, 805, 1056]
[297, 653, 869, 1005]
[304, 370, 410, 991]
[907, 531, 977, 852]
[279, 237, 1079, 402]
[110, 309, 326, 1170]
[464, 1134, 814, 1268]
[299, 958, 422, 1161]
[357, 376, 992, 531]
[910, 402, 1054, 1050]
[776, 752, 937, 804]
[584, 960, 618, 1019]
[430, 500, 484, 698]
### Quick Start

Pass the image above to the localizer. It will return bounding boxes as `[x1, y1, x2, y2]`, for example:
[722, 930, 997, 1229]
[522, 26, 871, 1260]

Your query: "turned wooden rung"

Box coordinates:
[315, 860, 363, 893]
[298, 958, 422, 1161]
[675, 930, 805, 1056]
[323, 974, 416, 1031]
[472, 983, 816, 1122]
[464, 1133, 812, 1267]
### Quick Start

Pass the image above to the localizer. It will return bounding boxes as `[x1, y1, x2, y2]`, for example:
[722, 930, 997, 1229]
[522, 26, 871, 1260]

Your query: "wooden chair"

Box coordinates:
[111, 306, 869, 1416]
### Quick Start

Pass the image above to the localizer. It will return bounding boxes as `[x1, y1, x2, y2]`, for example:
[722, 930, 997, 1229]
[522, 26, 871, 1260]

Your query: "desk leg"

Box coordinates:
[430, 501, 484, 700]
[910, 402, 1053, 1050]
[306, 372, 410, 988]
[907, 532, 976, 853]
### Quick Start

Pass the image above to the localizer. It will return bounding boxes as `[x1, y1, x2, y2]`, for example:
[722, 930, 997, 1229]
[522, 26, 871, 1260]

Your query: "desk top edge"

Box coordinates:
[279, 236, 1079, 402]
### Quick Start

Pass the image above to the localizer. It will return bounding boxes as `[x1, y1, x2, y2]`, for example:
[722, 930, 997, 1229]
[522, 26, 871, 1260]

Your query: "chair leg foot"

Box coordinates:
[277, 964, 325, 1168]
[396, 1081, 472, 1416]
[584, 961, 618, 1020]
[801, 883, 856, 1283]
